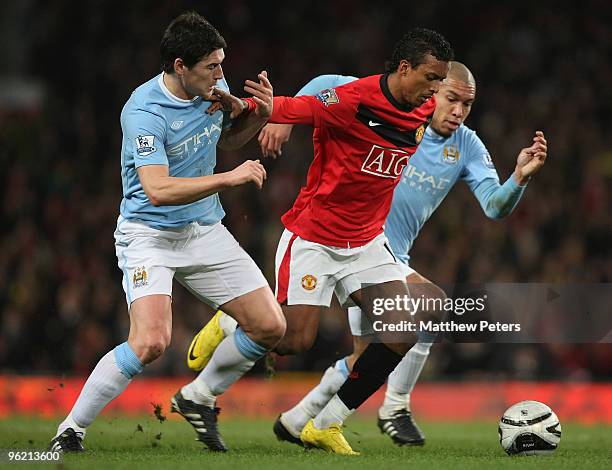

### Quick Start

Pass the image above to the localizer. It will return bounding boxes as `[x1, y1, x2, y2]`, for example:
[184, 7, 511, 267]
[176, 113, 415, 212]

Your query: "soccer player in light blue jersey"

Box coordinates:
[258, 62, 546, 447]
[50, 12, 286, 453]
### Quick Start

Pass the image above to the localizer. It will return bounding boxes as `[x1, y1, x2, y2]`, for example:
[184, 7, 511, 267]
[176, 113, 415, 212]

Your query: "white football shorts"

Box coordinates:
[114, 216, 268, 308]
[275, 228, 407, 308]
[348, 263, 415, 336]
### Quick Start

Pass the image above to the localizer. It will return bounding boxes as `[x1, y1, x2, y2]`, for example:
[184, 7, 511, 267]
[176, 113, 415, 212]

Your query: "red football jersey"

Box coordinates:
[270, 74, 435, 247]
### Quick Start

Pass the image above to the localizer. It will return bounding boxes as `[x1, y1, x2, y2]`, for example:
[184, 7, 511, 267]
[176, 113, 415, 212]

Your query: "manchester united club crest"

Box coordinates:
[415, 124, 425, 144]
[301, 274, 317, 291]
[133, 266, 148, 288]
[443, 144, 460, 164]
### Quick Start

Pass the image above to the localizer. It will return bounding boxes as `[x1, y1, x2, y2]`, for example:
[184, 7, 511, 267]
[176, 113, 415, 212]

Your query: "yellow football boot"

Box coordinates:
[187, 310, 226, 372]
[300, 419, 360, 455]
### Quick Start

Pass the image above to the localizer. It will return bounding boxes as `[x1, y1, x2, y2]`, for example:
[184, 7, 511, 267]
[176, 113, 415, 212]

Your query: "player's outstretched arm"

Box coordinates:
[265, 74, 360, 149]
[258, 75, 358, 158]
[471, 131, 548, 219]
[137, 160, 266, 206]
[217, 71, 274, 151]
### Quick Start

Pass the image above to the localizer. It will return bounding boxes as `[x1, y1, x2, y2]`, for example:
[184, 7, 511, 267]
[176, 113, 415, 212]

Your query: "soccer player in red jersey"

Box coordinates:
[249, 29, 454, 454]
[189, 29, 453, 454]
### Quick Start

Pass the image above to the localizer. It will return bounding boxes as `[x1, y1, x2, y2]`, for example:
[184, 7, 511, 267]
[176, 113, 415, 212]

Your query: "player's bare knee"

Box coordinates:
[426, 282, 448, 323]
[264, 311, 287, 345]
[134, 334, 170, 364]
[251, 307, 286, 348]
[143, 341, 167, 363]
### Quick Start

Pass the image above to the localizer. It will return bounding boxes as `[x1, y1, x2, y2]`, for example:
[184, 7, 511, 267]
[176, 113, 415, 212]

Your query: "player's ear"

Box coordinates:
[173, 58, 186, 76]
[397, 59, 411, 75]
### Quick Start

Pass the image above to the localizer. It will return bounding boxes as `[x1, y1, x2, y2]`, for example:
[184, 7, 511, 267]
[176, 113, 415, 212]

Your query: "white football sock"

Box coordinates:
[282, 359, 349, 436]
[182, 328, 266, 406]
[181, 374, 216, 407]
[219, 312, 238, 335]
[56, 412, 87, 440]
[57, 345, 142, 438]
[379, 341, 432, 419]
[313, 394, 354, 429]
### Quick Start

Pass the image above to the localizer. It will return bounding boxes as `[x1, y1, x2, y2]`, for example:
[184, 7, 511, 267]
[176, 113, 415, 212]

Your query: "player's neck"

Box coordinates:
[162, 72, 192, 101]
[430, 125, 450, 138]
[386, 73, 406, 106]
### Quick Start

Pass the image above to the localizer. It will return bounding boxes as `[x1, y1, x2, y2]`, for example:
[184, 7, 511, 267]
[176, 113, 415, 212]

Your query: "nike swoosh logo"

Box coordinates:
[188, 331, 202, 361]
[368, 120, 382, 127]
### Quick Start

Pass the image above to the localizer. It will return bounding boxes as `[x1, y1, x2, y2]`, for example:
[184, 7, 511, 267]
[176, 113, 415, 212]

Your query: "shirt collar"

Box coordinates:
[158, 72, 200, 104]
[379, 74, 414, 112]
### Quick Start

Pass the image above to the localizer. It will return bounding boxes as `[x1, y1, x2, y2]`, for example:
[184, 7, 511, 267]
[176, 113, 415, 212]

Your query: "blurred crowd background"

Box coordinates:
[0, 1, 610, 381]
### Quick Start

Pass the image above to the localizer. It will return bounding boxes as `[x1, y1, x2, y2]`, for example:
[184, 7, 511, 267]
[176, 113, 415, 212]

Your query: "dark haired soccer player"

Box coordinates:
[190, 28, 453, 454]
[267, 32, 455, 454]
[258, 63, 547, 449]
[49, 12, 285, 453]
[192, 61, 547, 452]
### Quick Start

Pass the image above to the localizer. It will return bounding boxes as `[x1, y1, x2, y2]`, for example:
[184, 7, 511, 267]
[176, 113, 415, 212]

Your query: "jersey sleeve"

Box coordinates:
[295, 74, 358, 97]
[473, 176, 526, 219]
[462, 130, 526, 218]
[122, 105, 168, 169]
[461, 131, 500, 191]
[270, 84, 359, 128]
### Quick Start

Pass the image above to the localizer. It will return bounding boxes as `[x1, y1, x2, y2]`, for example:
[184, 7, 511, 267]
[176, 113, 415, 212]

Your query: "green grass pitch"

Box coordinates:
[0, 416, 610, 469]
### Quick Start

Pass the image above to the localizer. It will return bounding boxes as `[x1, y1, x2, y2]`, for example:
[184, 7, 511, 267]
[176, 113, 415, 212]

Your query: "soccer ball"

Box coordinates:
[498, 400, 561, 455]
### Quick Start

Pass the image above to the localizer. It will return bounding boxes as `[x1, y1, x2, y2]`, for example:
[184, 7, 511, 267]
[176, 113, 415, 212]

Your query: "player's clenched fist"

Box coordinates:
[227, 159, 267, 189]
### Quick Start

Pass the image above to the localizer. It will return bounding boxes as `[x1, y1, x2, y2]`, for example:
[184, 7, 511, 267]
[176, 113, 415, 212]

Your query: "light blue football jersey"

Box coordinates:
[119, 73, 230, 229]
[297, 75, 510, 265]
[384, 124, 499, 264]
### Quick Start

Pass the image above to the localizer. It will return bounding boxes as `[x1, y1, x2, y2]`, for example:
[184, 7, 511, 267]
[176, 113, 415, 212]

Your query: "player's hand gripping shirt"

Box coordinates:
[119, 73, 231, 229]
[270, 74, 436, 248]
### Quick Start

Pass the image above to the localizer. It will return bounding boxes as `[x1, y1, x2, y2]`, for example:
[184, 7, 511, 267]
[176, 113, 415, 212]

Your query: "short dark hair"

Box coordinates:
[386, 28, 454, 72]
[160, 12, 227, 73]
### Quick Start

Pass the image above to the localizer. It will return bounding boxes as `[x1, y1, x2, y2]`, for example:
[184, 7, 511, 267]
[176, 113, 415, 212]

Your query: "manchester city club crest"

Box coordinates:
[443, 144, 460, 164]
[133, 266, 149, 288]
